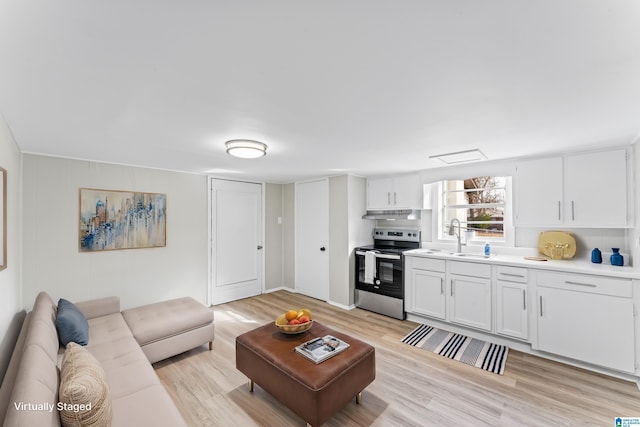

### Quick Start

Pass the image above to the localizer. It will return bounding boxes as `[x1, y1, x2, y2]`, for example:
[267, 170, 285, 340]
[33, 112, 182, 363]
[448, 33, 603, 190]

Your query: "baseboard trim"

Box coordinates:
[327, 300, 355, 311]
[263, 288, 355, 311]
[263, 286, 295, 294]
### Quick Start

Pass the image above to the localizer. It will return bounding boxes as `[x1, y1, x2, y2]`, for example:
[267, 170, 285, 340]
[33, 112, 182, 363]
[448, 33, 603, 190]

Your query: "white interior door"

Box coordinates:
[210, 179, 263, 305]
[295, 179, 329, 301]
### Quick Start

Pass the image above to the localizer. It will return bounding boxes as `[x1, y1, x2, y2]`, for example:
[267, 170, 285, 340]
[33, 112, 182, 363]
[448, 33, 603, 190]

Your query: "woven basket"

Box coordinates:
[275, 314, 313, 334]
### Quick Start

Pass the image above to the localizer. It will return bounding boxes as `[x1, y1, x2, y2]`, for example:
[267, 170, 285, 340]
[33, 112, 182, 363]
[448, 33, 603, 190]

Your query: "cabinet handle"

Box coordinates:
[539, 296, 543, 317]
[565, 280, 596, 288]
[394, 192, 397, 205]
[522, 289, 526, 310]
[440, 278, 444, 295]
[451, 280, 455, 296]
[571, 201, 575, 221]
[558, 201, 561, 220]
[500, 273, 525, 278]
[387, 192, 391, 205]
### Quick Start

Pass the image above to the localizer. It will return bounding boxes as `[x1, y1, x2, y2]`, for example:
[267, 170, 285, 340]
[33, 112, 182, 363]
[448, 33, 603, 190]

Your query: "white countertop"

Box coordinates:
[404, 248, 640, 279]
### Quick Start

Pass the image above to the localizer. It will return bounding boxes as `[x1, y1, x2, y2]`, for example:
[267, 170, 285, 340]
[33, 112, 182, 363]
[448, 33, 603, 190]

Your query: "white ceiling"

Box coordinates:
[1, 1, 639, 183]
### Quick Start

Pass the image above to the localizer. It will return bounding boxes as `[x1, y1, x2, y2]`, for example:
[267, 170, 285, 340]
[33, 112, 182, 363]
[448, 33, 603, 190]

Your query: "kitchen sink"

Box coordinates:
[451, 252, 494, 258]
[412, 249, 494, 259]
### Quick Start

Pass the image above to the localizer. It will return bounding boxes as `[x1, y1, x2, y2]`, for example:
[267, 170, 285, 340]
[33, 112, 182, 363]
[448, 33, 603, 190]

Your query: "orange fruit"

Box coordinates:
[285, 310, 299, 321]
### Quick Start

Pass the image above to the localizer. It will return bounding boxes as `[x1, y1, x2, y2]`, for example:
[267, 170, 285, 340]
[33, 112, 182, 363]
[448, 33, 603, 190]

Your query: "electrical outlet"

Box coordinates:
[277, 216, 282, 225]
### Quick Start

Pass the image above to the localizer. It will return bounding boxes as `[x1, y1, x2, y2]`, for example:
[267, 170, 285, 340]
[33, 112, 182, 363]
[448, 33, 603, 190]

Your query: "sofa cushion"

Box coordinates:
[26, 292, 61, 363]
[122, 297, 213, 346]
[56, 299, 89, 346]
[3, 344, 61, 427]
[85, 313, 134, 348]
[111, 384, 186, 427]
[87, 336, 160, 399]
[59, 342, 112, 427]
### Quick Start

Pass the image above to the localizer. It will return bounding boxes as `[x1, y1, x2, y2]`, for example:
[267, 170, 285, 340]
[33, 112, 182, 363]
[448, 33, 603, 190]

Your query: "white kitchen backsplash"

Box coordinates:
[516, 227, 632, 266]
[415, 222, 634, 266]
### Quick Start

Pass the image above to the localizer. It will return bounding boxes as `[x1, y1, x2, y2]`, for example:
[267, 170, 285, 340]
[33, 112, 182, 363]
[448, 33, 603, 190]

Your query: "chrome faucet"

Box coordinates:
[449, 218, 462, 253]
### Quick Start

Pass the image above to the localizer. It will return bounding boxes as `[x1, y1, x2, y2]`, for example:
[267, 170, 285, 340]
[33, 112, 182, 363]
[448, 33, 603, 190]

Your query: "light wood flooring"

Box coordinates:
[154, 290, 640, 426]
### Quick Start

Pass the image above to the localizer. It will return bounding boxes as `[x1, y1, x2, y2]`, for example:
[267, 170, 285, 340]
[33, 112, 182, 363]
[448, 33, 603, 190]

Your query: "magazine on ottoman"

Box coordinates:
[295, 335, 350, 364]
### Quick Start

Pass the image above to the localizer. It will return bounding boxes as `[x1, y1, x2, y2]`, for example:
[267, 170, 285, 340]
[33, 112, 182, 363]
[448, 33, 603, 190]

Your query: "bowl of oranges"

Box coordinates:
[275, 308, 313, 334]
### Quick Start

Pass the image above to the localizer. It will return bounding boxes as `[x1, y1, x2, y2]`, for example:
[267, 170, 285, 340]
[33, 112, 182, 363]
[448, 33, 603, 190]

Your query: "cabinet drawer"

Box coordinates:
[496, 266, 528, 283]
[536, 271, 632, 298]
[449, 261, 491, 278]
[409, 257, 446, 272]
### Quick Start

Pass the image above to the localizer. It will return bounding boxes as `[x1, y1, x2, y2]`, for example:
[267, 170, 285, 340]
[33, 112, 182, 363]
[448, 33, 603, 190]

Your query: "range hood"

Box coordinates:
[362, 209, 421, 220]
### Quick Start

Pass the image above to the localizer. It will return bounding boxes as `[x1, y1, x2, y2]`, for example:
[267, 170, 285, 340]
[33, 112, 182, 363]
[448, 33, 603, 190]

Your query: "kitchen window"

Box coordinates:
[436, 176, 513, 245]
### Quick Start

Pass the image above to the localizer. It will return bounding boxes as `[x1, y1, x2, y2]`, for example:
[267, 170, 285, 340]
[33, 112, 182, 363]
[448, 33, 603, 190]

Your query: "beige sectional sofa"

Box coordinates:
[0, 291, 215, 426]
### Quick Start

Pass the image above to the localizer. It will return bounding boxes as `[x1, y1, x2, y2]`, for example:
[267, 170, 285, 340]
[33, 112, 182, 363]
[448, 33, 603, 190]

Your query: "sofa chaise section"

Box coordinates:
[0, 292, 213, 426]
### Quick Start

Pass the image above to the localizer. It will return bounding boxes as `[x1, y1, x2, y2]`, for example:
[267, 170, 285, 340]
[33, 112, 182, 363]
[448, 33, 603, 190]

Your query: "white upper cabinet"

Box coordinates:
[564, 149, 628, 227]
[515, 148, 631, 227]
[367, 174, 422, 210]
[366, 177, 395, 209]
[515, 157, 563, 226]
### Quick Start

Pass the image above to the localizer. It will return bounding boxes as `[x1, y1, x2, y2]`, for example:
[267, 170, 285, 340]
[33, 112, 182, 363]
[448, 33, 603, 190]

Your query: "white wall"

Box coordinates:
[282, 183, 295, 289]
[329, 176, 349, 306]
[264, 183, 283, 290]
[347, 175, 373, 304]
[0, 116, 23, 383]
[330, 175, 372, 307]
[22, 155, 209, 310]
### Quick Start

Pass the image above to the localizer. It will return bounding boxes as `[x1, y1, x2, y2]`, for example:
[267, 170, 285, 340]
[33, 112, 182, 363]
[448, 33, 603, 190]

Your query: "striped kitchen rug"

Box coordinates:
[401, 324, 508, 375]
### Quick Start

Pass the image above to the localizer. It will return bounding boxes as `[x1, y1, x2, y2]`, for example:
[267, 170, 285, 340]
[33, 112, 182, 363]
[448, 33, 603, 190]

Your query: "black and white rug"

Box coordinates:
[401, 324, 508, 375]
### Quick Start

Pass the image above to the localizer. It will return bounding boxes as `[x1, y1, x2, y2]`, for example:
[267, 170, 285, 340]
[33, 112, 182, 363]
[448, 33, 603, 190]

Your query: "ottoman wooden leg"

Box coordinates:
[249, 379, 254, 392]
[209, 341, 213, 351]
[355, 392, 362, 404]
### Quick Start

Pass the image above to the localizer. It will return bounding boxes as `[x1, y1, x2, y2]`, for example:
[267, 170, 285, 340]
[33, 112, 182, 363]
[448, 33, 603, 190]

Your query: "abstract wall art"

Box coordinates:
[79, 188, 166, 252]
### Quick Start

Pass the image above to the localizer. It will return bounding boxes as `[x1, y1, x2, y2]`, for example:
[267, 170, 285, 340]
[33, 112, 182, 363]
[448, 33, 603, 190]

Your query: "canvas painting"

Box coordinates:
[79, 188, 166, 251]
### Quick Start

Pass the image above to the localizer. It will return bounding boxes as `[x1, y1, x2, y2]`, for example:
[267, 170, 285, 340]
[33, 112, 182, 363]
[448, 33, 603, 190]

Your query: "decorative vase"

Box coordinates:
[610, 248, 624, 266]
[591, 248, 602, 264]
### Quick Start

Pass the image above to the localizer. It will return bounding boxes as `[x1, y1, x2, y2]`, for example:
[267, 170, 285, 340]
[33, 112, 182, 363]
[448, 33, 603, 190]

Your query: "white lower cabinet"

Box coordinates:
[536, 272, 635, 373]
[406, 257, 446, 319]
[449, 262, 492, 332]
[405, 255, 637, 376]
[496, 266, 529, 341]
[496, 281, 528, 340]
[410, 269, 446, 319]
[450, 275, 492, 332]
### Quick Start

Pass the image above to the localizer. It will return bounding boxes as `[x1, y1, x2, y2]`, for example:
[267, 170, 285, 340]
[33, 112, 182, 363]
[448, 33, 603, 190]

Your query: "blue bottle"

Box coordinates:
[484, 242, 491, 257]
[610, 248, 624, 266]
[591, 248, 602, 264]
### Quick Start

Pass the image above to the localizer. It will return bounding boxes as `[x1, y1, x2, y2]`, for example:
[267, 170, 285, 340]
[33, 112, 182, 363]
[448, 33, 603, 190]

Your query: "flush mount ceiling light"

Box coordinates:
[429, 149, 487, 165]
[225, 139, 267, 159]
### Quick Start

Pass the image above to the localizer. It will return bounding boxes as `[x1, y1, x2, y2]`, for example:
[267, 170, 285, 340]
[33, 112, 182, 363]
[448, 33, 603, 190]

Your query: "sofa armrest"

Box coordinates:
[74, 296, 120, 319]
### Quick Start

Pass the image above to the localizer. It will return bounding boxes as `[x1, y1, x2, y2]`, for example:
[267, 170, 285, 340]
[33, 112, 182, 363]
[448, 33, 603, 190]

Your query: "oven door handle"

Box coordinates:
[355, 251, 401, 260]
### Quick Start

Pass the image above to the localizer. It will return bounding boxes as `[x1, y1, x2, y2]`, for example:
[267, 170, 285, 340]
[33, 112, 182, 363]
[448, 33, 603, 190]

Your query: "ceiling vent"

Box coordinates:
[429, 149, 487, 165]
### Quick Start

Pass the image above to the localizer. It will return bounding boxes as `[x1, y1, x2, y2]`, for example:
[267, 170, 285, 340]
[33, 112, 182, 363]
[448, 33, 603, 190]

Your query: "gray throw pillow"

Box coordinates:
[56, 298, 89, 346]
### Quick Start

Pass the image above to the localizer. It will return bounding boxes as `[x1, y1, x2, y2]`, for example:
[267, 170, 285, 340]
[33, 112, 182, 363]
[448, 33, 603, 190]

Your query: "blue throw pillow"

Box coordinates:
[56, 298, 89, 346]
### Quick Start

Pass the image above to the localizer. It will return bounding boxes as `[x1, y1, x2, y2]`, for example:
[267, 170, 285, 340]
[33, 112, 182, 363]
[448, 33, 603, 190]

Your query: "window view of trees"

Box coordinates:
[441, 176, 506, 240]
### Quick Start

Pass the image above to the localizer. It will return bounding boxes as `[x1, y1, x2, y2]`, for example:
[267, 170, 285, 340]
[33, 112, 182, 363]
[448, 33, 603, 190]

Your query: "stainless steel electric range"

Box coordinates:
[354, 228, 420, 320]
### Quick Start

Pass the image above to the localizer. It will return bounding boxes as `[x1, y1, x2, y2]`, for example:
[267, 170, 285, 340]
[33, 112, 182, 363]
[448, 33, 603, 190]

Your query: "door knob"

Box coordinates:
[320, 247, 326, 251]
[257, 245, 263, 250]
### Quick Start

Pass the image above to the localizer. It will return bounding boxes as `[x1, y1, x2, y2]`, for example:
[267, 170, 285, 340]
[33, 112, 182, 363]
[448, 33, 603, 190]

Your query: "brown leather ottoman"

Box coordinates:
[236, 321, 375, 427]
